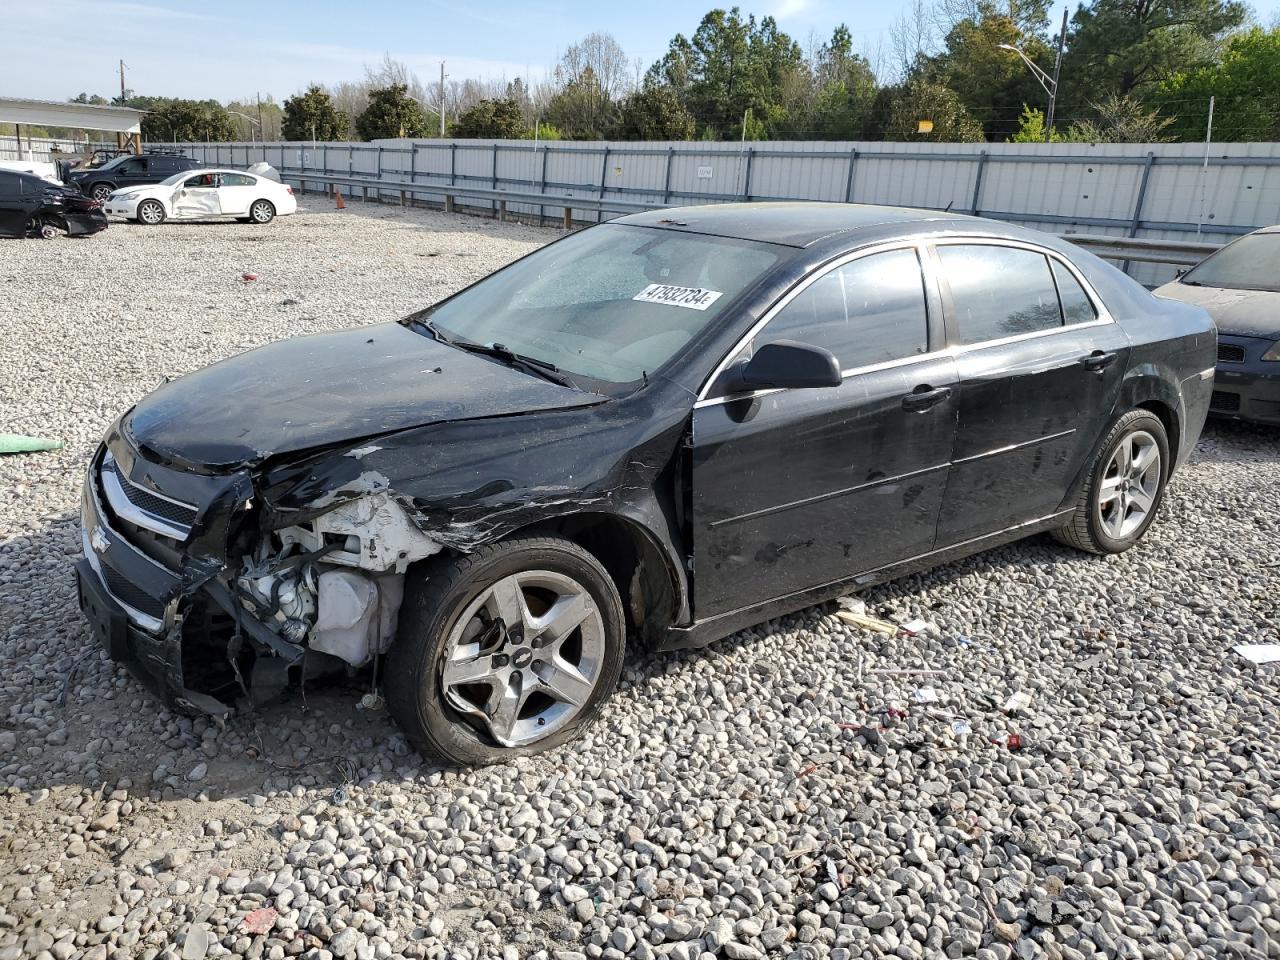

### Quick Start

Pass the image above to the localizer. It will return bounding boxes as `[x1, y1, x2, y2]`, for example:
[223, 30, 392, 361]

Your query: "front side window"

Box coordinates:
[938, 244, 1063, 345]
[1182, 232, 1280, 292]
[119, 158, 146, 175]
[415, 223, 783, 386]
[186, 173, 218, 188]
[752, 248, 929, 368]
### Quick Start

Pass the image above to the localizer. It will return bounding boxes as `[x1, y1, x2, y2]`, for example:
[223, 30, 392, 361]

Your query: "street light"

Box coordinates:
[999, 10, 1068, 142]
[228, 110, 261, 145]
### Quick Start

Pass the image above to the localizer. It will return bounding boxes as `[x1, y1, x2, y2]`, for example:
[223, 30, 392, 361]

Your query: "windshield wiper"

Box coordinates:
[446, 338, 576, 388]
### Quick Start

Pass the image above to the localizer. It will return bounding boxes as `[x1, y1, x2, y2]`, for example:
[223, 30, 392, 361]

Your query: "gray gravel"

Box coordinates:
[2, 201, 1279, 960]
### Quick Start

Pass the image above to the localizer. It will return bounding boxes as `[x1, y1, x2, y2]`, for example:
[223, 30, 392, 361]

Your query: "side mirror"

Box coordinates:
[722, 340, 842, 394]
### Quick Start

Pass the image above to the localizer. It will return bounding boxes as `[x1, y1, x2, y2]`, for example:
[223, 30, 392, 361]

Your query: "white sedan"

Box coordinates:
[105, 168, 297, 225]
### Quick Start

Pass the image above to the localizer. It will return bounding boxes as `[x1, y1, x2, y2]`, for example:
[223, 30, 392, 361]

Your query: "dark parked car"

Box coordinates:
[1155, 225, 1280, 425]
[77, 203, 1215, 764]
[66, 152, 203, 203]
[0, 169, 108, 238]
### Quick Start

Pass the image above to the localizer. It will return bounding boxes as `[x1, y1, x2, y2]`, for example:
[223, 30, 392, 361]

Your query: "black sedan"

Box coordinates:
[77, 203, 1215, 765]
[1155, 225, 1280, 425]
[0, 169, 108, 239]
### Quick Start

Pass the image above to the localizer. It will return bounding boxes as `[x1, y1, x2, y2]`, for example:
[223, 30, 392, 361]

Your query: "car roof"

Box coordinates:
[615, 201, 981, 248]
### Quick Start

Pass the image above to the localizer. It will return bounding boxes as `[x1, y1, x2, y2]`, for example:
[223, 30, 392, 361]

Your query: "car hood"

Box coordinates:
[1154, 281, 1280, 339]
[125, 322, 602, 471]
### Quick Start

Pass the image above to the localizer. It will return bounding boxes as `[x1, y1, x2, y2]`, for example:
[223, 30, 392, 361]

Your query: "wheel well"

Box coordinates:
[1136, 399, 1180, 468]
[524, 513, 678, 648]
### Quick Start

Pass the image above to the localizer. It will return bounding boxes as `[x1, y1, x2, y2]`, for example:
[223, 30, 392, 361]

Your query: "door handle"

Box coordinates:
[1081, 350, 1118, 372]
[902, 384, 953, 412]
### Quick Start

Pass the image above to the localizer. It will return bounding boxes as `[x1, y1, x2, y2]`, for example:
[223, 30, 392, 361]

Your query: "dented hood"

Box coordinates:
[1155, 281, 1280, 339]
[125, 323, 600, 470]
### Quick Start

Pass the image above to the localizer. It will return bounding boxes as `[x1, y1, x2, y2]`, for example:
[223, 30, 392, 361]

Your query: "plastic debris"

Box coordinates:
[835, 610, 898, 635]
[242, 906, 278, 935]
[1003, 692, 1033, 712]
[950, 719, 972, 736]
[899, 618, 934, 635]
[0, 434, 63, 454]
[331, 784, 349, 805]
[913, 686, 941, 703]
[867, 668, 947, 676]
[992, 733, 1024, 751]
[837, 596, 867, 616]
[241, 272, 259, 282]
[1234, 644, 1280, 665]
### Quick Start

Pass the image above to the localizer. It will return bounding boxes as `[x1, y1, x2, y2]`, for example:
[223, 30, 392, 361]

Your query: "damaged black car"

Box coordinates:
[78, 202, 1215, 765]
[0, 169, 108, 239]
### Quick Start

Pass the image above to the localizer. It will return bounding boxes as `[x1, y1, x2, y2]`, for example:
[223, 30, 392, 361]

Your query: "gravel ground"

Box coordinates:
[2, 201, 1279, 960]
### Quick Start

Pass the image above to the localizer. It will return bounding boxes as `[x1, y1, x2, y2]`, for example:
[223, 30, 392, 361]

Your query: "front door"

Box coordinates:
[114, 156, 149, 187]
[0, 172, 32, 237]
[930, 241, 1131, 545]
[691, 245, 958, 620]
[172, 173, 222, 219]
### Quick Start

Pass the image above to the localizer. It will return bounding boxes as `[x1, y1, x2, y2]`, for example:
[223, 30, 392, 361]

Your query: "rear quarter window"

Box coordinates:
[938, 244, 1064, 345]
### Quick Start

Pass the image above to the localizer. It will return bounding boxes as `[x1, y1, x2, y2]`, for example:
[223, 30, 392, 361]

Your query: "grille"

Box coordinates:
[105, 457, 197, 530]
[99, 564, 167, 619]
[1211, 390, 1241, 412]
[1218, 344, 1246, 363]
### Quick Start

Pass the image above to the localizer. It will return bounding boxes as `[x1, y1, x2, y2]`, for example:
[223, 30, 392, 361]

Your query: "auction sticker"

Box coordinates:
[633, 283, 724, 311]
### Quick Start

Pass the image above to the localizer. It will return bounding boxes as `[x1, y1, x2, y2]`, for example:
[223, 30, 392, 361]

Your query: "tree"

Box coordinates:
[451, 98, 527, 138]
[139, 99, 238, 142]
[355, 83, 429, 140]
[883, 79, 986, 141]
[282, 85, 347, 141]
[1067, 94, 1173, 141]
[615, 84, 697, 140]
[1061, 0, 1247, 106]
[796, 25, 879, 139]
[545, 66, 618, 139]
[70, 92, 109, 105]
[1156, 27, 1280, 140]
[650, 7, 805, 139]
[923, 9, 1054, 140]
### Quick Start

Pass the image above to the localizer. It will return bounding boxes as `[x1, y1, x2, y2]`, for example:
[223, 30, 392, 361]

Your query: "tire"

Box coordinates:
[385, 535, 625, 766]
[90, 182, 115, 203]
[137, 200, 166, 225]
[249, 199, 275, 224]
[1053, 409, 1170, 554]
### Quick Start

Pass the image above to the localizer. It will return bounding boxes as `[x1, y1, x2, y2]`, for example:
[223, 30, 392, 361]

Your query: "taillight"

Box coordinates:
[285, 185, 294, 195]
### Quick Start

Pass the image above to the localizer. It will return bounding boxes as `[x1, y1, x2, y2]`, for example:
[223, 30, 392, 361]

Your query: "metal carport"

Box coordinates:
[0, 97, 145, 158]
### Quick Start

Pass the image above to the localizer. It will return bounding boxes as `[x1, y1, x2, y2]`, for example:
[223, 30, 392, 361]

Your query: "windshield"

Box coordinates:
[411, 223, 782, 386]
[97, 155, 130, 171]
[1183, 232, 1280, 292]
[160, 171, 192, 186]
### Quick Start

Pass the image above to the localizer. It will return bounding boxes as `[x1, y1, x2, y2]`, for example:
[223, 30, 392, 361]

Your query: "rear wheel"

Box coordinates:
[137, 200, 166, 225]
[249, 199, 275, 223]
[1053, 409, 1169, 554]
[385, 535, 625, 766]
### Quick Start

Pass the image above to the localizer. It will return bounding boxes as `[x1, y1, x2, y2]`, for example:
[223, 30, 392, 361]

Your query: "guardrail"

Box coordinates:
[272, 166, 1224, 269]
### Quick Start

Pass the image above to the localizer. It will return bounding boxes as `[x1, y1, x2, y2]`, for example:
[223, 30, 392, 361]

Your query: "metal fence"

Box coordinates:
[0, 134, 90, 162]
[154, 138, 1280, 283]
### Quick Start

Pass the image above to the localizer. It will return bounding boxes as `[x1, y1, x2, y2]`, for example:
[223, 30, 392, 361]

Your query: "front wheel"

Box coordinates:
[249, 199, 275, 223]
[137, 200, 166, 225]
[90, 183, 115, 203]
[384, 536, 625, 766]
[1053, 409, 1169, 554]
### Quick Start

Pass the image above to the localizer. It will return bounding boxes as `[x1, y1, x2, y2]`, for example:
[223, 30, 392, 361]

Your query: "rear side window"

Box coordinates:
[938, 245, 1063, 345]
[755, 248, 929, 368]
[1051, 260, 1097, 324]
[220, 173, 255, 186]
[0, 172, 23, 199]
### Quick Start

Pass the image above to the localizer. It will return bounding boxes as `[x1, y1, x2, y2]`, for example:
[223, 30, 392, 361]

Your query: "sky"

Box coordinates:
[3, 0, 1279, 104]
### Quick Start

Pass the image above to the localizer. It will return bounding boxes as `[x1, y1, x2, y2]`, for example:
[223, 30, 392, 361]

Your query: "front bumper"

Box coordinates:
[1211, 335, 1280, 425]
[104, 197, 142, 219]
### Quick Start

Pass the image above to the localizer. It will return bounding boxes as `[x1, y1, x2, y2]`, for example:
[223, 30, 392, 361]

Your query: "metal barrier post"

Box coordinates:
[742, 146, 754, 201]
[663, 146, 674, 204]
[538, 145, 548, 225]
[844, 148, 858, 203]
[970, 151, 988, 215]
[1123, 152, 1158, 274]
[491, 143, 498, 216]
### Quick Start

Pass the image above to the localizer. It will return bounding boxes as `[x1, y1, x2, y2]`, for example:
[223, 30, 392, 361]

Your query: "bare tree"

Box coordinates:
[889, 0, 938, 80]
[364, 53, 429, 103]
[555, 33, 632, 98]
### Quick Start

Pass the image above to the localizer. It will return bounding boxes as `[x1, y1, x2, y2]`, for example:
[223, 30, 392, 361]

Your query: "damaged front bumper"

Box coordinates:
[77, 433, 444, 717]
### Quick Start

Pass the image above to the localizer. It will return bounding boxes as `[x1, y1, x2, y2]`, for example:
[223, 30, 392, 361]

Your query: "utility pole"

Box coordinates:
[1044, 7, 1068, 142]
[118, 60, 129, 151]
[439, 61, 448, 137]
[256, 92, 264, 139]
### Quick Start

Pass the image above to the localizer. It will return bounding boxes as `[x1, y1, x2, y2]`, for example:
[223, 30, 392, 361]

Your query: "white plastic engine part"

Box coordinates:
[309, 569, 406, 666]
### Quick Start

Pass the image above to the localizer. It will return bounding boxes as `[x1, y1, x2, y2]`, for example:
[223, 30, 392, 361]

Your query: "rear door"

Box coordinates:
[172, 172, 222, 219]
[216, 172, 257, 215]
[691, 244, 958, 619]
[930, 240, 1131, 545]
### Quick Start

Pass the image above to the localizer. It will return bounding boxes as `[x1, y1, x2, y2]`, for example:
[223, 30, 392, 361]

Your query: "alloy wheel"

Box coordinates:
[440, 570, 604, 748]
[1096, 429, 1161, 539]
[139, 202, 164, 224]
[251, 201, 273, 223]
[92, 185, 113, 202]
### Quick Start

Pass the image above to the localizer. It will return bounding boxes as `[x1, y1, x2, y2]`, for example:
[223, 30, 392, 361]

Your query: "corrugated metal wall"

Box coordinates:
[167, 138, 1280, 284]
